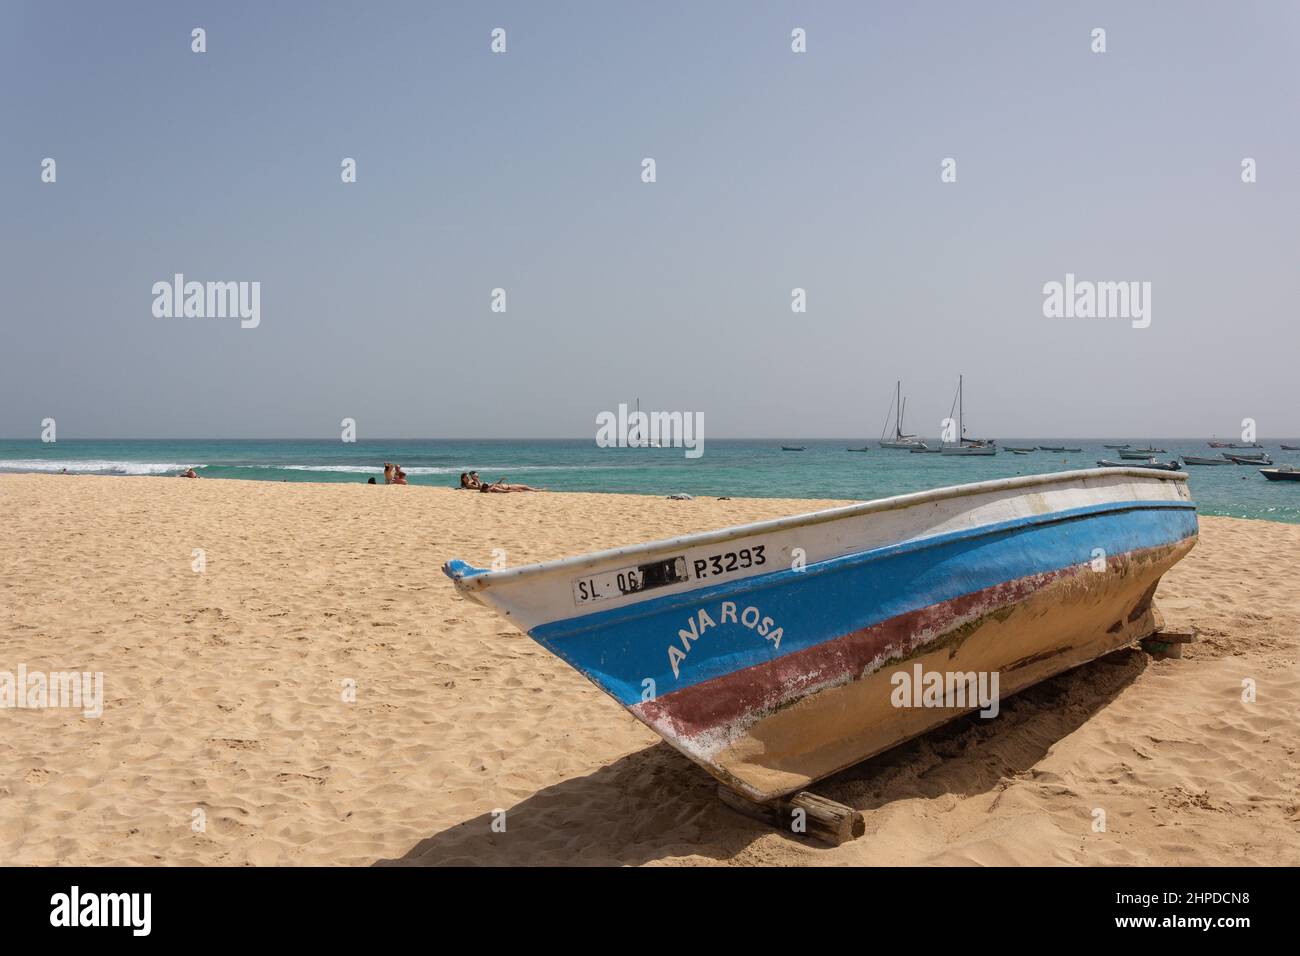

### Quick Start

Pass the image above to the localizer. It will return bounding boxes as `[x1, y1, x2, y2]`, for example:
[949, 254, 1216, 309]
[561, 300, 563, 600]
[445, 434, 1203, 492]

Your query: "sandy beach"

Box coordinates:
[1, 473, 1296, 866]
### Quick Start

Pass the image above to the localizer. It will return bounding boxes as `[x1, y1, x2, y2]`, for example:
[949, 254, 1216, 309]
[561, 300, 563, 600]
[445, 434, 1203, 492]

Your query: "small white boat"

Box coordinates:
[1097, 458, 1181, 471]
[445, 468, 1197, 801]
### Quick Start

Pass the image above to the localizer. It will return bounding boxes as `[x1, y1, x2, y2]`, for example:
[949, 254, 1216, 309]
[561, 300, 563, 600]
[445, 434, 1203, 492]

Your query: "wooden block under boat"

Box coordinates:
[717, 784, 866, 845]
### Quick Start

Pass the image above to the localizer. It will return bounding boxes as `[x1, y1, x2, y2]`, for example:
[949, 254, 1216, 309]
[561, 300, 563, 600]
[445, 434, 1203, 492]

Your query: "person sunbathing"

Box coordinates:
[478, 477, 537, 493]
[392, 465, 408, 485]
[178, 468, 199, 478]
[459, 471, 483, 489]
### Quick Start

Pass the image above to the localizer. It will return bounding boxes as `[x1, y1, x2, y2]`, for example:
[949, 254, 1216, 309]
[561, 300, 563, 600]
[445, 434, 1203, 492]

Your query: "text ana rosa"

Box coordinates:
[151, 273, 261, 329]
[668, 602, 783, 679]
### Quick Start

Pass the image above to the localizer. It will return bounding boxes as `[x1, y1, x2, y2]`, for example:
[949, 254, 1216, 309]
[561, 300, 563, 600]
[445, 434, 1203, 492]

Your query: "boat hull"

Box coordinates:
[642, 536, 1191, 799]
[444, 469, 1197, 802]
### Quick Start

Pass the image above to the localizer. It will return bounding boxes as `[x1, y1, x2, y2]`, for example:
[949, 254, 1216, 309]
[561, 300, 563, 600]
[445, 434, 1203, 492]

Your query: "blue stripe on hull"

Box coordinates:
[529, 501, 1198, 707]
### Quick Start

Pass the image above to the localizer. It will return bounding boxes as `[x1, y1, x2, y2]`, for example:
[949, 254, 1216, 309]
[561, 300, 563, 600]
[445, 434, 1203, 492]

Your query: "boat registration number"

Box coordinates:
[573, 556, 690, 606]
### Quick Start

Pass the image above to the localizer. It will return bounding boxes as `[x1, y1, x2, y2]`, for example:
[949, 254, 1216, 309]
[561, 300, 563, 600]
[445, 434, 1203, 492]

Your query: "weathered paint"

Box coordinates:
[443, 468, 1199, 800]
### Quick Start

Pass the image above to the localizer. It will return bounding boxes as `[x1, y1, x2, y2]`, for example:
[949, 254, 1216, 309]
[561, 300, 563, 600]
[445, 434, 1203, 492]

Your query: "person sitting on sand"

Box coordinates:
[478, 477, 537, 493]
[178, 468, 199, 479]
[459, 471, 480, 489]
[392, 465, 408, 485]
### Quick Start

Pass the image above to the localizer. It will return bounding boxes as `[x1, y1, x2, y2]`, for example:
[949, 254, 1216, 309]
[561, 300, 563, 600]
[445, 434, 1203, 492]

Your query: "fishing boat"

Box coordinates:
[878, 381, 925, 449]
[1119, 449, 1160, 460]
[1208, 440, 1231, 448]
[781, 446, 807, 452]
[1228, 442, 1264, 449]
[1130, 446, 1166, 454]
[940, 376, 997, 456]
[846, 447, 871, 453]
[1038, 446, 1066, 452]
[1181, 456, 1232, 466]
[1003, 446, 1037, 453]
[1103, 444, 1131, 449]
[1062, 448, 1083, 453]
[1224, 453, 1273, 465]
[1096, 458, 1181, 471]
[1010, 450, 1029, 455]
[444, 468, 1197, 801]
[1260, 466, 1300, 482]
[1280, 444, 1300, 451]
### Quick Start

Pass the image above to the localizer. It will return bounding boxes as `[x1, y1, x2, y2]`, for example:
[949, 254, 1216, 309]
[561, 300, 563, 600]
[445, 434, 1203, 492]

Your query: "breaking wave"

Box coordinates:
[0, 459, 201, 476]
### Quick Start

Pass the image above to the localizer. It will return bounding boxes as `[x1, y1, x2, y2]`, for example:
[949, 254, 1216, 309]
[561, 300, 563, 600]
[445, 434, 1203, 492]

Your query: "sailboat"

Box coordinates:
[878, 381, 926, 449]
[627, 398, 662, 448]
[941, 375, 997, 456]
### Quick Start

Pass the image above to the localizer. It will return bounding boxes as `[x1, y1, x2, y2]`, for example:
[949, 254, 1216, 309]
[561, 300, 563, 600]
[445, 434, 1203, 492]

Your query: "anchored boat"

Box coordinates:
[1097, 458, 1181, 471]
[878, 381, 925, 449]
[444, 468, 1198, 801]
[941, 375, 997, 455]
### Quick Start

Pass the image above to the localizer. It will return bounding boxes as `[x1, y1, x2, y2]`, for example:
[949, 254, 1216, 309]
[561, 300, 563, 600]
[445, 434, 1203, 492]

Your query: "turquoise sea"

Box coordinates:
[2, 438, 1298, 524]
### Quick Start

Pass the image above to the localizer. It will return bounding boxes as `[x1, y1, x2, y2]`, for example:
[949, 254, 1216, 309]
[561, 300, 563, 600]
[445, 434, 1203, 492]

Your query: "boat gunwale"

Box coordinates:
[445, 467, 1191, 590]
[530, 498, 1199, 642]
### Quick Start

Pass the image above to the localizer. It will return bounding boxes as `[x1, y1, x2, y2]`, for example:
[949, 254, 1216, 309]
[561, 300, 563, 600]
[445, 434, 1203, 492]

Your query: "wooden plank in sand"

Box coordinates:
[717, 784, 866, 845]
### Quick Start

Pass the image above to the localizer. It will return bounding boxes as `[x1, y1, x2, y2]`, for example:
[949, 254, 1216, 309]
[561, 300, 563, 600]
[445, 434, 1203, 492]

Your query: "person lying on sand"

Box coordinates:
[478, 477, 537, 493]
[178, 468, 199, 478]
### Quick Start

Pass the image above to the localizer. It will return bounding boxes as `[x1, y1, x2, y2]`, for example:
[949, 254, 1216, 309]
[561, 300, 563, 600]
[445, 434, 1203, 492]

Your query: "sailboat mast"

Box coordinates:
[895, 381, 902, 437]
[958, 375, 964, 442]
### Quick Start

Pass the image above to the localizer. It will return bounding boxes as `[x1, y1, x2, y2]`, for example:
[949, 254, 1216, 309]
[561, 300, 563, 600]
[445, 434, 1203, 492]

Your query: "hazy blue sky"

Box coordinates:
[3, 1, 1298, 439]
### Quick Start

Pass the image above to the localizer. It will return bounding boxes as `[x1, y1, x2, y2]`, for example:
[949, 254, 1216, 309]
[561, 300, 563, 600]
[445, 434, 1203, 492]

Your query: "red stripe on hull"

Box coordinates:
[631, 548, 1166, 747]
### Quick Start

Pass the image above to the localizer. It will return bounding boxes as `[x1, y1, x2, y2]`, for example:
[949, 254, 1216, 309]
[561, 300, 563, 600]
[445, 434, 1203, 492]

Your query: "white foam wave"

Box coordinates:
[0, 459, 201, 476]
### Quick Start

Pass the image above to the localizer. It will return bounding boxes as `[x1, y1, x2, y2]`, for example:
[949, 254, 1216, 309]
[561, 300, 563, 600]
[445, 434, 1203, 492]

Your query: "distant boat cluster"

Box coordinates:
[854, 378, 998, 456]
[1182, 441, 1300, 480]
[821, 389, 1300, 484]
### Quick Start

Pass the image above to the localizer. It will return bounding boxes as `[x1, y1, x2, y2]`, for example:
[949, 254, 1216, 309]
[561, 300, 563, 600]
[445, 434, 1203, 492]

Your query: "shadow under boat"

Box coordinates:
[375, 645, 1147, 866]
